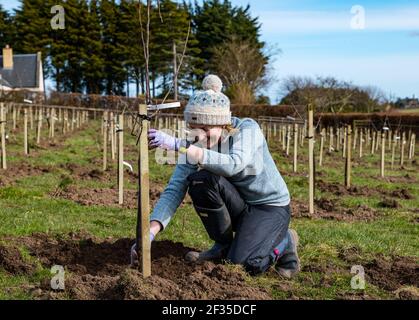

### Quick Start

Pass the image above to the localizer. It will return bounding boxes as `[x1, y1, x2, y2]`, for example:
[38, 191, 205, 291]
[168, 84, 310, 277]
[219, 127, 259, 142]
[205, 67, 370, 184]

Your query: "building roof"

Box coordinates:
[0, 54, 38, 88]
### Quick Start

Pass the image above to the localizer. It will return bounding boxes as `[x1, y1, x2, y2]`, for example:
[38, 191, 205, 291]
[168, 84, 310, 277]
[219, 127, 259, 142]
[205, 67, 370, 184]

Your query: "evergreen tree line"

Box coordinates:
[0, 0, 267, 100]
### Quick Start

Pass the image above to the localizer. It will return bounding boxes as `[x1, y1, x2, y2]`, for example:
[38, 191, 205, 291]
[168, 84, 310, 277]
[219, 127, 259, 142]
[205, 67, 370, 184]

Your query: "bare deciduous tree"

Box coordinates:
[210, 37, 276, 104]
[279, 76, 387, 113]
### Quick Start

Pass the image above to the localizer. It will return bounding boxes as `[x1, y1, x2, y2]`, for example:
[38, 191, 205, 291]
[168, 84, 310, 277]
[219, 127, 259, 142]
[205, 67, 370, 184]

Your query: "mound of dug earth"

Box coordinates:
[1, 233, 270, 300]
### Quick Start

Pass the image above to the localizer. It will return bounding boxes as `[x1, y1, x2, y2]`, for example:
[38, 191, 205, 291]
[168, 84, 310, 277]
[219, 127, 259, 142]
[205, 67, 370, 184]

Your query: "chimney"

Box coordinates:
[2, 45, 13, 69]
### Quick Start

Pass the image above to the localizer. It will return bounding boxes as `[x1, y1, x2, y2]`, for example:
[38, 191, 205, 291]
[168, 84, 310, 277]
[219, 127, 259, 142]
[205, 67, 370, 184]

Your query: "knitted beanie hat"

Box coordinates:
[184, 74, 231, 125]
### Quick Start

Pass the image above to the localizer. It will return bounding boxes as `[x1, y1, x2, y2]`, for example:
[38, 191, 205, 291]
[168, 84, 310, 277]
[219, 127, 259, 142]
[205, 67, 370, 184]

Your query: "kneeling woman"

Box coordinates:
[146, 75, 300, 277]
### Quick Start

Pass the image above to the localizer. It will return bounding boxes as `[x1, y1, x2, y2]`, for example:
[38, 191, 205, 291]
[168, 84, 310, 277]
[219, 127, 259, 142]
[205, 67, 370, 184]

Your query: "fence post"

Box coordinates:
[0, 103, 6, 169]
[359, 128, 363, 158]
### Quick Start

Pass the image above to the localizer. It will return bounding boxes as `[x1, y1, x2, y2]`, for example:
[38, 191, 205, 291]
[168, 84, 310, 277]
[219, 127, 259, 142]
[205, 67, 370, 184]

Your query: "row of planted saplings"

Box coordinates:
[259, 118, 306, 174]
[258, 118, 416, 179]
[317, 125, 416, 171]
[0, 102, 89, 169]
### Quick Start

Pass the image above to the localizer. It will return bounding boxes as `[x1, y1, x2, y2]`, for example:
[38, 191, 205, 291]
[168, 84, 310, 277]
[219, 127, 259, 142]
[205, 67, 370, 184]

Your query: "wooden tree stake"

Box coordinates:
[345, 125, 352, 188]
[51, 108, 55, 139]
[36, 108, 42, 144]
[118, 114, 124, 205]
[400, 131, 406, 167]
[293, 123, 298, 172]
[371, 131, 375, 154]
[137, 104, 151, 278]
[12, 105, 16, 130]
[103, 111, 108, 171]
[24, 108, 29, 155]
[110, 112, 115, 161]
[307, 104, 314, 215]
[359, 128, 363, 158]
[319, 128, 325, 167]
[380, 130, 385, 177]
[29, 106, 33, 130]
[329, 126, 333, 152]
[391, 134, 396, 170]
[408, 133, 415, 160]
[342, 126, 346, 158]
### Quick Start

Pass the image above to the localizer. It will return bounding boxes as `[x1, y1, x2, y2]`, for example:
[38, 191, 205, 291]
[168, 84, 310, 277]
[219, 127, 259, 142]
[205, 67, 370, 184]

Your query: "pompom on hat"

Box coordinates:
[184, 74, 231, 125]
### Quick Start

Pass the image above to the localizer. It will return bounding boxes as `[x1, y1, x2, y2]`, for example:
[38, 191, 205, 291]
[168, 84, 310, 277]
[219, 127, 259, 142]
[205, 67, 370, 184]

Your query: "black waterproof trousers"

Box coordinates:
[187, 170, 291, 274]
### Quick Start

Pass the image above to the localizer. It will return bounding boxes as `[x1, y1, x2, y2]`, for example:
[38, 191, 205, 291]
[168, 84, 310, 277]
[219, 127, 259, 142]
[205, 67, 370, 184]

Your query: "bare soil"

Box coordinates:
[338, 247, 419, 298]
[291, 199, 378, 221]
[316, 179, 415, 201]
[50, 185, 164, 209]
[0, 234, 417, 299]
[52, 186, 138, 208]
[60, 162, 147, 186]
[0, 233, 270, 300]
[0, 162, 54, 187]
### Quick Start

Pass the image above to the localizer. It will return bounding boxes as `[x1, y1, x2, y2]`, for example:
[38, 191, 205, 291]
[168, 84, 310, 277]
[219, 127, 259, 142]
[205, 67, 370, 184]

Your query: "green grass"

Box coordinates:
[0, 119, 418, 299]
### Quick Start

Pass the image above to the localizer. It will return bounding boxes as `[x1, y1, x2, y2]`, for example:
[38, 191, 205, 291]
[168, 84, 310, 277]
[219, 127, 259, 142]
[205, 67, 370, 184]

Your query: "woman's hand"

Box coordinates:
[148, 129, 180, 151]
[130, 223, 161, 266]
[150, 220, 162, 236]
[148, 128, 205, 164]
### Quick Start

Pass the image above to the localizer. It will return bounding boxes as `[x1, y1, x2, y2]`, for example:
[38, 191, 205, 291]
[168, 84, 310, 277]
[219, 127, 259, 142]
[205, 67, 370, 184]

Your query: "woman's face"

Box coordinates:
[188, 124, 224, 149]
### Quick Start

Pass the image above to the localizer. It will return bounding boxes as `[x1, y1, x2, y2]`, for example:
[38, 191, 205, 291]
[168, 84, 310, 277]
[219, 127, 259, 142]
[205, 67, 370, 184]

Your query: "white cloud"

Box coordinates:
[258, 7, 419, 35]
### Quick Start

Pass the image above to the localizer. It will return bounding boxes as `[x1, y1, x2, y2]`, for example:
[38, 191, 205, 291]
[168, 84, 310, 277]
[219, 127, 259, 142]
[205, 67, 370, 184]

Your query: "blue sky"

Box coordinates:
[2, 0, 419, 102]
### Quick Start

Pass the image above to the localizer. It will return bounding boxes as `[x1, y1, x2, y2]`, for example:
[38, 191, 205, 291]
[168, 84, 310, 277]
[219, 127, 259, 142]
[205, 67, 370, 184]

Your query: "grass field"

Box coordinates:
[0, 119, 418, 300]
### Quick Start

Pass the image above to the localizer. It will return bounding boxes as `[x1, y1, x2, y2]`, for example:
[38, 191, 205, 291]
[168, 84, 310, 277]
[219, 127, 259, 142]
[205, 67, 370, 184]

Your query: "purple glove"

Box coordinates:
[148, 129, 181, 151]
[130, 232, 155, 266]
